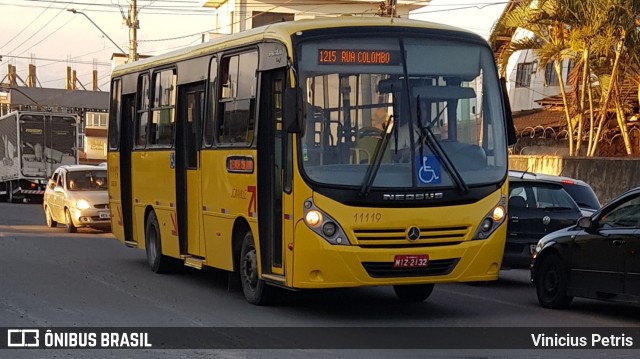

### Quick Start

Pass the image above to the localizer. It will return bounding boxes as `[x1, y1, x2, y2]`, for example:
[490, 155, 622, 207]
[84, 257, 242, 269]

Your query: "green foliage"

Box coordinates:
[495, 0, 640, 156]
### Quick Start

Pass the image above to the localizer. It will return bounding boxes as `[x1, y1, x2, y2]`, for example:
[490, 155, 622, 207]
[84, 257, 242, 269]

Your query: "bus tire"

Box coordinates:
[535, 254, 573, 309]
[65, 208, 77, 233]
[145, 211, 174, 274]
[240, 231, 275, 305]
[393, 284, 434, 302]
[45, 206, 57, 228]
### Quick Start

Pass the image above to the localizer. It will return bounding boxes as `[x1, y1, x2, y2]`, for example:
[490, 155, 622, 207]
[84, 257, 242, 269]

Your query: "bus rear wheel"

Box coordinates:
[393, 284, 434, 302]
[145, 211, 175, 273]
[239, 231, 275, 305]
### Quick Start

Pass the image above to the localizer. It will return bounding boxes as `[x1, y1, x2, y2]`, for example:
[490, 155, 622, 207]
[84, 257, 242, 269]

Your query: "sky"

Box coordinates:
[0, 0, 507, 90]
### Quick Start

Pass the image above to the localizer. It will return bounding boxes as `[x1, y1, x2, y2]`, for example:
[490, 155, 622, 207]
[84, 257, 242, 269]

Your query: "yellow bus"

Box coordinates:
[107, 17, 516, 305]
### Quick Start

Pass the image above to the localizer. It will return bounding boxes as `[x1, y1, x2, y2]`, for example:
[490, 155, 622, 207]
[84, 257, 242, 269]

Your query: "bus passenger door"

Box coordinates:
[120, 94, 135, 243]
[176, 82, 205, 257]
[257, 69, 288, 277]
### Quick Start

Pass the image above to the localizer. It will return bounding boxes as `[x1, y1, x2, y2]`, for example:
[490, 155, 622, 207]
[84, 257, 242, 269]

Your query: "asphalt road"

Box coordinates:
[1, 202, 639, 358]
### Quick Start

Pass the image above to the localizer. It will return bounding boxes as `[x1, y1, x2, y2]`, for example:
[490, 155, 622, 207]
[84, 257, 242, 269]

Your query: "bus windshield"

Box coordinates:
[298, 36, 507, 190]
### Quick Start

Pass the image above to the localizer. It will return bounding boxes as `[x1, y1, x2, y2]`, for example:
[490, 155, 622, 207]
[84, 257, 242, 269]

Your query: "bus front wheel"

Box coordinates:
[393, 284, 434, 302]
[239, 231, 275, 305]
[145, 211, 174, 273]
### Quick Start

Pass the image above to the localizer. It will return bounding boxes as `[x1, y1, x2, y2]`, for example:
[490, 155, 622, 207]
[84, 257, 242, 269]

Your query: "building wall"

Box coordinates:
[206, 0, 420, 38]
[509, 155, 640, 204]
[507, 50, 573, 112]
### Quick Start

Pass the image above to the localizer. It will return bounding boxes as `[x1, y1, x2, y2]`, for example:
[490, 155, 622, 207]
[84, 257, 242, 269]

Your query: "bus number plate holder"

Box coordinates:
[393, 255, 429, 268]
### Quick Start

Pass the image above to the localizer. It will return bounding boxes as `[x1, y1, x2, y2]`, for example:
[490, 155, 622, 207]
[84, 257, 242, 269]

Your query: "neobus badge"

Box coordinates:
[383, 192, 444, 201]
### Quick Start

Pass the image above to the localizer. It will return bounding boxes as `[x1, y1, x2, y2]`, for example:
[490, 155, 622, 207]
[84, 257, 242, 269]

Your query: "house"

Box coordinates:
[201, 0, 425, 39]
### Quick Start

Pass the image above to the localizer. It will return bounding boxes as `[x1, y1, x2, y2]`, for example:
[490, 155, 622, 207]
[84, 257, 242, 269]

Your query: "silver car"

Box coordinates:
[43, 165, 110, 233]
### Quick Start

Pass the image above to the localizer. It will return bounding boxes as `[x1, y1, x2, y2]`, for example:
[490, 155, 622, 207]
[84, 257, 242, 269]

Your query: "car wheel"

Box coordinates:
[393, 284, 435, 302]
[535, 254, 573, 309]
[145, 211, 175, 273]
[45, 206, 57, 228]
[65, 208, 77, 233]
[239, 231, 275, 305]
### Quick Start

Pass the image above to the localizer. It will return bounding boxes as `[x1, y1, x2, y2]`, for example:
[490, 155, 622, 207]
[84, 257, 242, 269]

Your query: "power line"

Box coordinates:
[4, 5, 70, 57]
[0, 0, 54, 52]
[0, 54, 110, 66]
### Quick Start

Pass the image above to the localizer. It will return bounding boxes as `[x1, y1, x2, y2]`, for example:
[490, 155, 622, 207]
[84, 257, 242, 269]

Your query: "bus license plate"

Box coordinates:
[99, 211, 111, 219]
[393, 255, 428, 268]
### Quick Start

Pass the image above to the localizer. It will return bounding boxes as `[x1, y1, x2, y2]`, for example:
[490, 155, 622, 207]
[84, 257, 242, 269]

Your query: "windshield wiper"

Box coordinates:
[359, 114, 395, 196]
[408, 79, 469, 193]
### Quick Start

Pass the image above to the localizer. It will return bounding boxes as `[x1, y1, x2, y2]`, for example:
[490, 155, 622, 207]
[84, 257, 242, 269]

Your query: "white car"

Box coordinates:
[43, 165, 111, 233]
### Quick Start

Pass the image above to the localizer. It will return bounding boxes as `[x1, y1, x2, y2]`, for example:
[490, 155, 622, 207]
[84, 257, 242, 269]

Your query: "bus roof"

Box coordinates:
[112, 17, 484, 77]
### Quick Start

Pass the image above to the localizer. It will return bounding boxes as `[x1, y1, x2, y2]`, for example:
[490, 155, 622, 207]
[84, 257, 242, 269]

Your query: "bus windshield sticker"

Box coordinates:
[302, 144, 308, 161]
[416, 155, 441, 184]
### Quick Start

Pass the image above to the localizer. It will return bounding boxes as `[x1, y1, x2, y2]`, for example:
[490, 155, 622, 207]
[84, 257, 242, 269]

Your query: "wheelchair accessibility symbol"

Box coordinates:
[417, 155, 441, 184]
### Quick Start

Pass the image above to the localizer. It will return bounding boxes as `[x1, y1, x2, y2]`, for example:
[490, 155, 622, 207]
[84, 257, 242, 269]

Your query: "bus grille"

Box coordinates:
[353, 226, 469, 247]
[362, 258, 460, 278]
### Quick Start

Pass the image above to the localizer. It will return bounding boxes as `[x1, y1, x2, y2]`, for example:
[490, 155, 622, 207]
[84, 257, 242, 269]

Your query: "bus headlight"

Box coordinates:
[76, 199, 91, 210]
[492, 206, 505, 222]
[472, 195, 507, 240]
[303, 197, 350, 245]
[480, 218, 493, 232]
[305, 210, 322, 227]
[322, 222, 337, 237]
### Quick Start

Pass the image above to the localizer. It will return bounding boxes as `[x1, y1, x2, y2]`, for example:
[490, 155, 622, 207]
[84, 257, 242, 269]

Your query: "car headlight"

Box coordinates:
[472, 195, 507, 240]
[303, 197, 350, 245]
[76, 199, 91, 210]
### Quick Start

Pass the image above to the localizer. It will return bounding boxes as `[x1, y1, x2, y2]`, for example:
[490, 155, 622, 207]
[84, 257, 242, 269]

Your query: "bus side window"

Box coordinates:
[150, 69, 176, 147]
[217, 51, 258, 146]
[203, 57, 218, 147]
[135, 74, 150, 148]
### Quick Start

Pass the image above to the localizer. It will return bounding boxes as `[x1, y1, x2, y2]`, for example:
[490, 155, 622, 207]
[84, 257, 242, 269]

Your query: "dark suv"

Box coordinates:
[508, 171, 601, 216]
[504, 176, 583, 268]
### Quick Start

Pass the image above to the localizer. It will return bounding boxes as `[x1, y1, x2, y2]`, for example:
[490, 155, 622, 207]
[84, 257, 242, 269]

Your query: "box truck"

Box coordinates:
[0, 111, 78, 202]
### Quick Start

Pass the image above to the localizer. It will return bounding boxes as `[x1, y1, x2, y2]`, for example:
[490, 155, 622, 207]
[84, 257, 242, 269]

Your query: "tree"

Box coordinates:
[499, 0, 577, 155]
[496, 0, 640, 156]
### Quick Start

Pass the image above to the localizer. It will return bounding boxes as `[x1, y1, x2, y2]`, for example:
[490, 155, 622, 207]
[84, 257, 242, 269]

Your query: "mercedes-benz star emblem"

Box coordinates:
[542, 216, 551, 226]
[407, 226, 421, 241]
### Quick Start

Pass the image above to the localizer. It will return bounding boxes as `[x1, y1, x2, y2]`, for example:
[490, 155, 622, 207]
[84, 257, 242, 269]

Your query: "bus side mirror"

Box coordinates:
[283, 86, 303, 134]
[500, 77, 516, 146]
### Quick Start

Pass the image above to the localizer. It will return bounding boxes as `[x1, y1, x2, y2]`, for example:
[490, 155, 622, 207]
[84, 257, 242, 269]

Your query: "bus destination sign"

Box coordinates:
[318, 49, 400, 65]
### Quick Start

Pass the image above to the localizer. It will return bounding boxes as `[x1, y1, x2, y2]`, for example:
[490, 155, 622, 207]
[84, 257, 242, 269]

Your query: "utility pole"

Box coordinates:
[124, 0, 139, 62]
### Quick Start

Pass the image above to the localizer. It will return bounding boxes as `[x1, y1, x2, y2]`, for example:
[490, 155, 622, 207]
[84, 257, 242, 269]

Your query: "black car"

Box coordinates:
[509, 170, 601, 216]
[531, 187, 640, 308]
[504, 176, 583, 268]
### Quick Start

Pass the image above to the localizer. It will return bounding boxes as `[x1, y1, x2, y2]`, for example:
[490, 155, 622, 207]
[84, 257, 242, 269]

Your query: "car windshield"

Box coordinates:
[67, 170, 107, 191]
[297, 35, 507, 190]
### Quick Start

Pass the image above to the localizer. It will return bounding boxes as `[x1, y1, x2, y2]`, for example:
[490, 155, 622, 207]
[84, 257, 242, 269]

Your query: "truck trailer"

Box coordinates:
[0, 111, 78, 202]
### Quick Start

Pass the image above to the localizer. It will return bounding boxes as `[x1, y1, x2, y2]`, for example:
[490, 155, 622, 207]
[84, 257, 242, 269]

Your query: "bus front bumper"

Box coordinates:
[290, 223, 505, 289]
